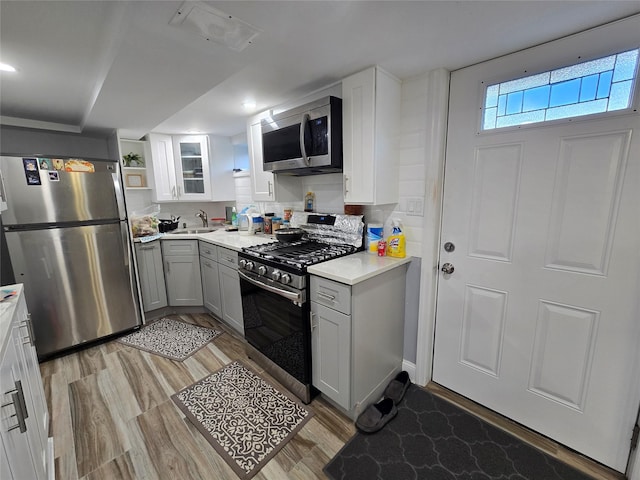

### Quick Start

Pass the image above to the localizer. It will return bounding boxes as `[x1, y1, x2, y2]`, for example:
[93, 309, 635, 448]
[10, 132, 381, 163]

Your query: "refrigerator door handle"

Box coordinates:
[112, 166, 127, 221]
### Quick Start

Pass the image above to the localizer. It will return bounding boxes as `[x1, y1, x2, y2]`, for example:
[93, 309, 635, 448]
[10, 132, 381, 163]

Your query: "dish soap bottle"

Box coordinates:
[386, 219, 406, 258]
[304, 191, 315, 212]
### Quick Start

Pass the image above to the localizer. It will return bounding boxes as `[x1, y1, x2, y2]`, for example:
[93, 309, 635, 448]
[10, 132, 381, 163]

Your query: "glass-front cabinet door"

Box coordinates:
[173, 135, 211, 201]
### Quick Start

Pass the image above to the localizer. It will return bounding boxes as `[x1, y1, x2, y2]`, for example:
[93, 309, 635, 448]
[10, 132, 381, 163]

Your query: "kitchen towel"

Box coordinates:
[172, 361, 313, 479]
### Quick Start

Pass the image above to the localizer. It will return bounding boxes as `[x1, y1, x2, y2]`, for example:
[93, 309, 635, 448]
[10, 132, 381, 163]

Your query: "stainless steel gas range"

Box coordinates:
[238, 214, 364, 403]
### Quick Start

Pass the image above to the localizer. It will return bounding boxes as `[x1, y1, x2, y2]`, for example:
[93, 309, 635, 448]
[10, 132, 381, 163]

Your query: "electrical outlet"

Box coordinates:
[406, 197, 424, 216]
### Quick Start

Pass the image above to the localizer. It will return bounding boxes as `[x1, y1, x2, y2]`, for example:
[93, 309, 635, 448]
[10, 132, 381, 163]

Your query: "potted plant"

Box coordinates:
[122, 152, 144, 167]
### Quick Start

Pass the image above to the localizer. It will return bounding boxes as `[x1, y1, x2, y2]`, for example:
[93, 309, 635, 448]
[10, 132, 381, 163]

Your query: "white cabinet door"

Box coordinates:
[248, 120, 274, 201]
[201, 256, 222, 318]
[149, 133, 178, 202]
[135, 242, 168, 312]
[311, 301, 351, 410]
[342, 66, 400, 205]
[173, 135, 212, 201]
[219, 264, 243, 335]
[208, 136, 236, 201]
[1, 335, 42, 480]
[164, 255, 203, 306]
[15, 300, 48, 467]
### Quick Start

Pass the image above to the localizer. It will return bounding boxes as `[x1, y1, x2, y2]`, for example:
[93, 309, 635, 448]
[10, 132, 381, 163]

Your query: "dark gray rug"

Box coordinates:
[172, 361, 313, 479]
[118, 317, 222, 361]
[324, 385, 594, 480]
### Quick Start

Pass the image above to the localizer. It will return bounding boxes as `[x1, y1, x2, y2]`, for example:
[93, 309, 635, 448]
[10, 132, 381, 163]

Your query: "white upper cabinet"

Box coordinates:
[342, 66, 401, 205]
[149, 133, 178, 202]
[247, 113, 301, 203]
[148, 133, 234, 202]
[172, 135, 211, 201]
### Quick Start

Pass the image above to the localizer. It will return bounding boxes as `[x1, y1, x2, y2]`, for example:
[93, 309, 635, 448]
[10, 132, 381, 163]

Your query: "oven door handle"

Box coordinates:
[238, 270, 303, 303]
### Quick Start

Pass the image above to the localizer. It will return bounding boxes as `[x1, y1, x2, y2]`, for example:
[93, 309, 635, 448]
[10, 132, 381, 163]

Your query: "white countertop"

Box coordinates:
[307, 252, 412, 285]
[137, 231, 411, 284]
[1, 284, 23, 355]
[137, 229, 275, 251]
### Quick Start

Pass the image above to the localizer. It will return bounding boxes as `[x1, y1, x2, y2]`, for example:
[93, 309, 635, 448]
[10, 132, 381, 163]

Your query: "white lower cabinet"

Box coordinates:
[199, 241, 243, 335]
[219, 264, 243, 335]
[1, 285, 52, 480]
[310, 265, 407, 418]
[200, 243, 222, 318]
[162, 240, 203, 306]
[310, 301, 351, 409]
[135, 241, 168, 312]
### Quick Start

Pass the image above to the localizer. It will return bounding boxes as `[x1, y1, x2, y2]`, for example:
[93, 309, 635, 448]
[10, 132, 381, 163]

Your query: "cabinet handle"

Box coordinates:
[166, 261, 170, 274]
[3, 381, 28, 433]
[139, 245, 155, 250]
[172, 186, 176, 199]
[19, 318, 35, 346]
[317, 291, 336, 301]
[344, 174, 349, 196]
[204, 261, 212, 268]
[7, 392, 27, 433]
[26, 314, 35, 346]
[268, 180, 273, 197]
[178, 186, 182, 197]
[310, 311, 316, 331]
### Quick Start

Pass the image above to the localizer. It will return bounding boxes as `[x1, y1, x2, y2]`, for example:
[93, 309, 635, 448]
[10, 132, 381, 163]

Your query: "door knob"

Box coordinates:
[441, 263, 455, 274]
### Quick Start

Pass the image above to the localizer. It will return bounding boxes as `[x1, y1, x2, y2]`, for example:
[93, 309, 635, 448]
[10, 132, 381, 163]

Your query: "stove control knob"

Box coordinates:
[281, 273, 292, 285]
[271, 270, 282, 281]
[245, 261, 254, 271]
[258, 265, 267, 276]
[238, 259, 247, 269]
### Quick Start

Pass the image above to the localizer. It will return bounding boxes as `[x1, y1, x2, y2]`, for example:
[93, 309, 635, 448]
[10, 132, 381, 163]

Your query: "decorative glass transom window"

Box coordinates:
[482, 49, 639, 130]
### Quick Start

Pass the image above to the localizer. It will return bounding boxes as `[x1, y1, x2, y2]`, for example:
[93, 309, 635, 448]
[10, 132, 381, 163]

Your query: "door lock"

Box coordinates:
[444, 242, 455, 252]
[441, 263, 455, 275]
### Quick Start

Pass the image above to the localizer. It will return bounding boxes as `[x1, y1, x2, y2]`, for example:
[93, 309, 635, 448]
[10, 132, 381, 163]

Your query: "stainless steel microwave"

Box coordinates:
[261, 96, 342, 175]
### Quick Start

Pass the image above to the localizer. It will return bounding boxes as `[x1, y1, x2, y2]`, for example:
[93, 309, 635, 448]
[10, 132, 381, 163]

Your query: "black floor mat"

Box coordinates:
[324, 385, 594, 480]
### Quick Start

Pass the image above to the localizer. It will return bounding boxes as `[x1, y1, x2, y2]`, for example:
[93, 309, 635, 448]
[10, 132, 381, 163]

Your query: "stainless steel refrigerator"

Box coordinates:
[1, 155, 142, 359]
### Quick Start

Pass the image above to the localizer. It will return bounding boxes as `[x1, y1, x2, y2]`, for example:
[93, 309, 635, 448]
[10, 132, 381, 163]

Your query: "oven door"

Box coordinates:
[239, 270, 311, 385]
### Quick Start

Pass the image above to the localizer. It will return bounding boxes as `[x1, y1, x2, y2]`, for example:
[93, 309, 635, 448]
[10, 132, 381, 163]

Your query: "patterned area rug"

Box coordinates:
[118, 317, 222, 361]
[324, 385, 593, 480]
[172, 361, 313, 479]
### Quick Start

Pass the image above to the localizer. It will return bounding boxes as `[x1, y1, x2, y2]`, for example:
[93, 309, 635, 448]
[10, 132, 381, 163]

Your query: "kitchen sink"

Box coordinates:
[169, 227, 218, 235]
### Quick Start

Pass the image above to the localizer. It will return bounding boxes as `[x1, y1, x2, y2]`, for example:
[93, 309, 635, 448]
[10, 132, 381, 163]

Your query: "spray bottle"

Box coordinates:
[386, 219, 406, 258]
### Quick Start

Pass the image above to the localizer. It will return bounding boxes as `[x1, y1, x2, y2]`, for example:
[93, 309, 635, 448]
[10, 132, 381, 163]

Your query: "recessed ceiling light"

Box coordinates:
[242, 101, 256, 110]
[0, 63, 16, 72]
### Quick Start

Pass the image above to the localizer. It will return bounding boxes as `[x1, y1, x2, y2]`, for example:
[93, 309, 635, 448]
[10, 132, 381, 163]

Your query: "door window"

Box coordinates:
[482, 48, 639, 130]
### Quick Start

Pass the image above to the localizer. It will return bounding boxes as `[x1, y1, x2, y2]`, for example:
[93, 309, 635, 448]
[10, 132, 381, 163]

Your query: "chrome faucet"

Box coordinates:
[196, 210, 208, 227]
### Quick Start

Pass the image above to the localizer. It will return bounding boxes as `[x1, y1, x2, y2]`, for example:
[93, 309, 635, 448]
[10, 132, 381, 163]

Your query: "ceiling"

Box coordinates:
[1, 1, 639, 141]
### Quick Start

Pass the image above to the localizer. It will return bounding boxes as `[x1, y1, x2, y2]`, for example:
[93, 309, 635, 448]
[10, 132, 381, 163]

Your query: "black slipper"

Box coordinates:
[355, 398, 398, 433]
[383, 371, 411, 405]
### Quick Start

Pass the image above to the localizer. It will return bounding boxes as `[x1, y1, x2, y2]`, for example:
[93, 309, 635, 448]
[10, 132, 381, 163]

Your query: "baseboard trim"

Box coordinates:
[402, 360, 417, 383]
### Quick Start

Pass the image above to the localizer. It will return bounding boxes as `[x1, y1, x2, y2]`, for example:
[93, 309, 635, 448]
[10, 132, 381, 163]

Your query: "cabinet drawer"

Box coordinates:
[162, 239, 198, 256]
[217, 247, 238, 269]
[199, 241, 218, 261]
[310, 276, 351, 315]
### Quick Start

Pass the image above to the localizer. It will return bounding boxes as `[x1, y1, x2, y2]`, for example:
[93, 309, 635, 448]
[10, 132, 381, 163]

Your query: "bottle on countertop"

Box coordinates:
[386, 219, 406, 258]
[304, 191, 315, 212]
[231, 206, 237, 226]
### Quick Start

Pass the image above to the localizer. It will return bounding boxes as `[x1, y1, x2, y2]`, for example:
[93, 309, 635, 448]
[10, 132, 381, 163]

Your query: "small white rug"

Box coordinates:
[172, 361, 313, 479]
[118, 317, 222, 361]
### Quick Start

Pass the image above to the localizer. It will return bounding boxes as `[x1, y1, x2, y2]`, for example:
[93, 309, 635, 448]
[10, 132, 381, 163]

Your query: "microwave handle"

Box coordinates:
[299, 113, 311, 166]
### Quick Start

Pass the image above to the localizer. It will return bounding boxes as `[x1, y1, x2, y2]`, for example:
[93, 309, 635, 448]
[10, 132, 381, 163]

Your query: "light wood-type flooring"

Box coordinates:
[40, 312, 621, 480]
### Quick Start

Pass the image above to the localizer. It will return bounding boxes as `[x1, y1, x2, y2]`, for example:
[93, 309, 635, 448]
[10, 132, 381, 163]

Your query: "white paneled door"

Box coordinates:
[433, 17, 640, 472]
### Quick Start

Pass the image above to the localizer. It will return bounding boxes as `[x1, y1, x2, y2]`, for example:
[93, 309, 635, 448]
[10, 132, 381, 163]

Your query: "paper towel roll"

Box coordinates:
[367, 223, 384, 253]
